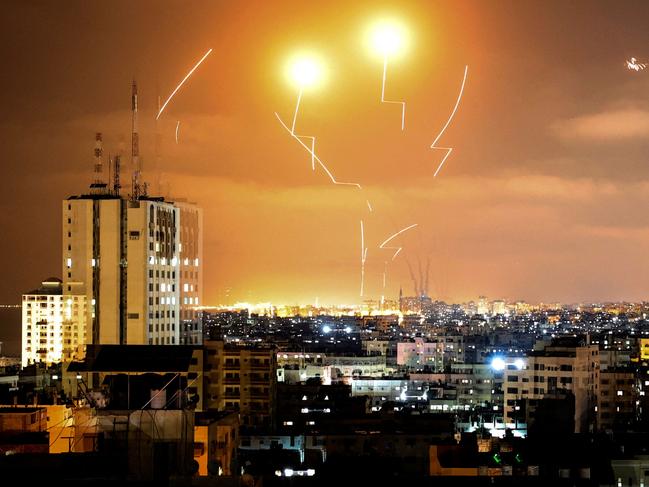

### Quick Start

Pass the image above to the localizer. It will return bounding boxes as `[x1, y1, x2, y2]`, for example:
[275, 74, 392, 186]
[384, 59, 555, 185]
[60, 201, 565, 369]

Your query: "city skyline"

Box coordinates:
[3, 1, 649, 311]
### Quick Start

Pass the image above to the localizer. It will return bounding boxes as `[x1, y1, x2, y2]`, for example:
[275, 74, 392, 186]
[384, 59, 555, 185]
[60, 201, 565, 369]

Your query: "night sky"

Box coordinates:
[2, 0, 649, 334]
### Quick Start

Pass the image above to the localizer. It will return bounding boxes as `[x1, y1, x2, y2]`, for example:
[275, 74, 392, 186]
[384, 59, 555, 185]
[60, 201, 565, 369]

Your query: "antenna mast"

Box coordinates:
[90, 132, 107, 194]
[131, 79, 141, 200]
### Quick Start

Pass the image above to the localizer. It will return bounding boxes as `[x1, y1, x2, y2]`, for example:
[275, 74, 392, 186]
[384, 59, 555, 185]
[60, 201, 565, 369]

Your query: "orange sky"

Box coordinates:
[2, 0, 649, 307]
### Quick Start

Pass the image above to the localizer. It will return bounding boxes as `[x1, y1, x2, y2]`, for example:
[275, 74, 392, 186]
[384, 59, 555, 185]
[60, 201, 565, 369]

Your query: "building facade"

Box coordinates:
[176, 200, 203, 345]
[203, 341, 276, 429]
[21, 278, 87, 367]
[62, 166, 210, 349]
[503, 342, 599, 433]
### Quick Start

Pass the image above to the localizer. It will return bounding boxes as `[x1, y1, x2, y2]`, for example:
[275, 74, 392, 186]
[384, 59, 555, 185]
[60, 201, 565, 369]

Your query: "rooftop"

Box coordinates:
[67, 345, 199, 373]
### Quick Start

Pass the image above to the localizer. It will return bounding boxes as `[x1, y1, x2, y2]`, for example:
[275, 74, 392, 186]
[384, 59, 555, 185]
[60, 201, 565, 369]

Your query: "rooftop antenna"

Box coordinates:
[131, 79, 141, 200]
[90, 132, 107, 194]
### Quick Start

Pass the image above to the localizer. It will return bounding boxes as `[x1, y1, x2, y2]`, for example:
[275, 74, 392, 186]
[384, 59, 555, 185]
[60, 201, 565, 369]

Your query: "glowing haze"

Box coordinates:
[2, 0, 649, 311]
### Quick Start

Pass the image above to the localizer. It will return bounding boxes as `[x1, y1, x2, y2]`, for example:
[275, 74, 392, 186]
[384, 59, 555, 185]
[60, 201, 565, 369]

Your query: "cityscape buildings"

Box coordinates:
[3, 2, 649, 486]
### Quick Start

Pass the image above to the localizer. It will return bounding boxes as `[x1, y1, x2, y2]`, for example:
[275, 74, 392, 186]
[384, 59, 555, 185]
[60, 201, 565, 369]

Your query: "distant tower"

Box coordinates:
[399, 286, 403, 312]
[131, 79, 141, 199]
[90, 133, 107, 194]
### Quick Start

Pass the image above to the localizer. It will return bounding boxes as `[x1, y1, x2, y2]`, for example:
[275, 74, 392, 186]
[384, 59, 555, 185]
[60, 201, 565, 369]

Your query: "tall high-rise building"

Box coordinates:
[175, 200, 203, 345]
[61, 84, 202, 349]
[64, 193, 181, 346]
[21, 278, 87, 367]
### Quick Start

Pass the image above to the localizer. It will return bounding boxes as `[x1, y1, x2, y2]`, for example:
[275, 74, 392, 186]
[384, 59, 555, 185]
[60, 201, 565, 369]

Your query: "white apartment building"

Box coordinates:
[397, 336, 465, 371]
[21, 278, 87, 367]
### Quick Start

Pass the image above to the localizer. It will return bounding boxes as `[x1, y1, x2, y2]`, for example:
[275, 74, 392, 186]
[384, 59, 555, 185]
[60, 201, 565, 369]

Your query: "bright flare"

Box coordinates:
[287, 55, 324, 89]
[627, 57, 647, 71]
[368, 20, 408, 58]
[367, 19, 409, 130]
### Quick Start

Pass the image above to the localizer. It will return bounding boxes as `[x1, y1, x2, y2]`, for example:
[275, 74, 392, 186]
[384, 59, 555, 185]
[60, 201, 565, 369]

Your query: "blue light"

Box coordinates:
[491, 357, 506, 371]
[322, 325, 332, 334]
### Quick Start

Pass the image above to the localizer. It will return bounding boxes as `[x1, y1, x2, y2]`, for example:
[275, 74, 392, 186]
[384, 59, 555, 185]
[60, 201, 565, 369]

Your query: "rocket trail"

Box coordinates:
[360, 220, 369, 297]
[381, 56, 406, 130]
[175, 121, 180, 144]
[289, 89, 316, 171]
[431, 65, 468, 177]
[627, 57, 647, 71]
[366, 200, 373, 212]
[157, 48, 213, 120]
[379, 223, 418, 260]
[275, 112, 362, 189]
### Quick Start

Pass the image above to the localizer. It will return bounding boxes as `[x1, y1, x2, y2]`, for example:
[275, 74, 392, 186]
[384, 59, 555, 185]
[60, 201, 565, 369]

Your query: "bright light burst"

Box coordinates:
[368, 19, 408, 58]
[276, 52, 364, 189]
[367, 19, 408, 130]
[627, 57, 647, 71]
[286, 54, 325, 90]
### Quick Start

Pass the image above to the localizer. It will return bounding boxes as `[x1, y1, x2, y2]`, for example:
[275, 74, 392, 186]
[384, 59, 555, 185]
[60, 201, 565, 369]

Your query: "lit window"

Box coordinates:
[66, 258, 72, 268]
[183, 283, 189, 292]
[617, 390, 623, 396]
[194, 258, 199, 266]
